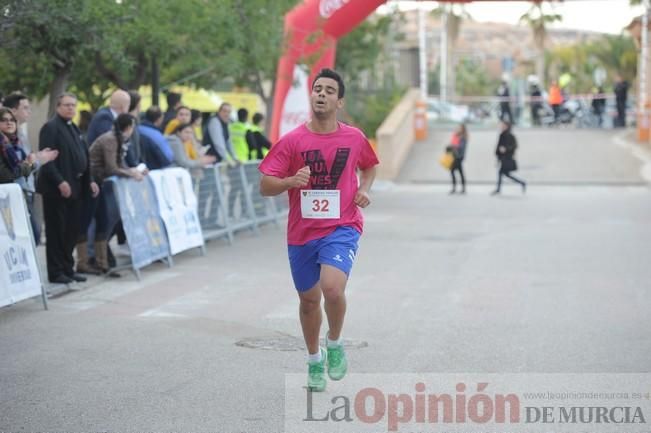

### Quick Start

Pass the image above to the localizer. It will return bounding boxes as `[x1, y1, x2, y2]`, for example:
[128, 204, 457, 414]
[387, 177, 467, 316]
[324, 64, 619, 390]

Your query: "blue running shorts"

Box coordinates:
[287, 226, 361, 292]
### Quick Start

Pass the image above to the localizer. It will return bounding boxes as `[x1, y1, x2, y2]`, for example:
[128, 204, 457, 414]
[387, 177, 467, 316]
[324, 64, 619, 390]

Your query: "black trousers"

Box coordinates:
[496, 169, 526, 191]
[450, 159, 465, 190]
[43, 194, 83, 280]
[616, 102, 626, 127]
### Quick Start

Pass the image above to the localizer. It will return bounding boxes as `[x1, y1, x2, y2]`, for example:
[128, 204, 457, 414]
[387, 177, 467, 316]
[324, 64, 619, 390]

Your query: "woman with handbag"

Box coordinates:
[447, 123, 467, 194]
[491, 121, 526, 195]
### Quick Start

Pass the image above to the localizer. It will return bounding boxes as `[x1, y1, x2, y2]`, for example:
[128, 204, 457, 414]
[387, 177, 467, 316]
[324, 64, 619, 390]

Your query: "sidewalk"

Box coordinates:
[399, 127, 648, 186]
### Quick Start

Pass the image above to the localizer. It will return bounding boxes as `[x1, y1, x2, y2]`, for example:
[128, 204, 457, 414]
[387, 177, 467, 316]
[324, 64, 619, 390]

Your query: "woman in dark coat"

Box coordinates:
[447, 123, 468, 194]
[492, 121, 526, 195]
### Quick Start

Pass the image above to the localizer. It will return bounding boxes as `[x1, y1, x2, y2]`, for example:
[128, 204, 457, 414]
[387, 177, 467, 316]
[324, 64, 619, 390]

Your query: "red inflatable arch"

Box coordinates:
[270, 0, 387, 142]
[270, 0, 555, 142]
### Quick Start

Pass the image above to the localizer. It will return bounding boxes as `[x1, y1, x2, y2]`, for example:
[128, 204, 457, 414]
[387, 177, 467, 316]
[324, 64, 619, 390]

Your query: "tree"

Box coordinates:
[0, 0, 125, 115]
[0, 0, 300, 120]
[455, 58, 499, 96]
[335, 14, 394, 85]
[159, 0, 297, 123]
[519, 2, 562, 85]
[588, 34, 637, 83]
[335, 11, 405, 138]
[431, 3, 472, 99]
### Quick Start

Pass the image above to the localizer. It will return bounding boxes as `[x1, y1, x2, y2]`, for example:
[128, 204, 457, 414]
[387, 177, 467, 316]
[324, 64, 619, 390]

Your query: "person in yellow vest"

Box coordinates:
[230, 108, 251, 162]
[246, 112, 271, 160]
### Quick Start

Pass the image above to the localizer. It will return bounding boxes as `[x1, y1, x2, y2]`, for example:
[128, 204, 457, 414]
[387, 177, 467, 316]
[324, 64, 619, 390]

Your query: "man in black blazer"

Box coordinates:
[37, 93, 99, 284]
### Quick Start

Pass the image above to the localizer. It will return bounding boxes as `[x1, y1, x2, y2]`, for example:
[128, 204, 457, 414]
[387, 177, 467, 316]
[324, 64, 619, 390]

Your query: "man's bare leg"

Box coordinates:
[298, 283, 322, 355]
[321, 264, 348, 341]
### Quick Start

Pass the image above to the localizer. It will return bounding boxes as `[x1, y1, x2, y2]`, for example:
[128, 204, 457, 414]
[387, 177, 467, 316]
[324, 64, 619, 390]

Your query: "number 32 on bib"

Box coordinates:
[300, 190, 340, 219]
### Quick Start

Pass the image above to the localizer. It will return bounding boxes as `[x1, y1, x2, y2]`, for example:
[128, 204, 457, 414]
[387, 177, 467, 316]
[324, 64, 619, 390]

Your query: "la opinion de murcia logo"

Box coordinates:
[319, 0, 350, 18]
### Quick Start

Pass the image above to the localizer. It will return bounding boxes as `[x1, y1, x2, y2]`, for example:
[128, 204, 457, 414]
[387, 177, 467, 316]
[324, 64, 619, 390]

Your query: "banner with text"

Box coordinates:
[0, 184, 42, 307]
[111, 177, 170, 270]
[149, 168, 204, 255]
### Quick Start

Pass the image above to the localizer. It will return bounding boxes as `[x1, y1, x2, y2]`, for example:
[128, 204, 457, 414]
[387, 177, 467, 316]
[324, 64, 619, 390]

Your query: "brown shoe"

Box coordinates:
[76, 261, 102, 275]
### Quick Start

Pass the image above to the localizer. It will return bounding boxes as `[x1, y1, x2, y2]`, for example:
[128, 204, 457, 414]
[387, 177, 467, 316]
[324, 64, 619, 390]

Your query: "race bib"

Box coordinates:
[300, 190, 340, 219]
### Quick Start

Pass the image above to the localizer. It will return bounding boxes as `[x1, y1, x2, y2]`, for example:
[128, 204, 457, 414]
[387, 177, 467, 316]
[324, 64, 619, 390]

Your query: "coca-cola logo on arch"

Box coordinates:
[319, 0, 350, 18]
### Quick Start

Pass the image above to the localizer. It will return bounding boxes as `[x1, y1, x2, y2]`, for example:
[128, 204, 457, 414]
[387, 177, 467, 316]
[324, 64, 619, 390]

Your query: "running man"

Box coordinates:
[259, 68, 379, 391]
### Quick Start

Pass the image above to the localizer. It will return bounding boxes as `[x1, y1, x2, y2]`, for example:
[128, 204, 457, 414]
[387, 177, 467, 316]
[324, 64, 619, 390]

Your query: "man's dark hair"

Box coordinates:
[312, 68, 345, 99]
[56, 92, 77, 105]
[237, 108, 248, 122]
[3, 92, 28, 110]
[166, 91, 182, 110]
[114, 113, 135, 149]
[252, 112, 264, 125]
[127, 90, 141, 113]
[190, 109, 202, 124]
[173, 122, 193, 135]
[114, 113, 135, 133]
[145, 106, 163, 123]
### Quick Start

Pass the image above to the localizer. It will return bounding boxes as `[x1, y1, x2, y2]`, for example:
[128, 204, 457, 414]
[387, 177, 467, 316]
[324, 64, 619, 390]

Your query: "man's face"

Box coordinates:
[310, 77, 343, 118]
[56, 96, 77, 121]
[177, 108, 191, 124]
[12, 99, 31, 124]
[218, 105, 232, 123]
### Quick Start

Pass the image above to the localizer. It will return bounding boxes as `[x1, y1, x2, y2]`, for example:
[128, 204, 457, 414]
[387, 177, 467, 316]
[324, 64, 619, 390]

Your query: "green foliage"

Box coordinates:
[547, 34, 637, 93]
[0, 0, 298, 110]
[454, 58, 500, 96]
[344, 84, 406, 139]
[335, 12, 405, 139]
[335, 15, 393, 85]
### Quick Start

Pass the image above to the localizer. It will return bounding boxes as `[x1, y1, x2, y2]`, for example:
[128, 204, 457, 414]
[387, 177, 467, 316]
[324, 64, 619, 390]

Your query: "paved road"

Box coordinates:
[400, 127, 649, 186]
[1, 128, 650, 432]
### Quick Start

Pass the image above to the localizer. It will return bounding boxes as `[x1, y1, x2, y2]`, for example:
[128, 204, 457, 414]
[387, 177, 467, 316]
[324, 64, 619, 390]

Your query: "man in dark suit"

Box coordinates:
[37, 93, 99, 284]
[85, 89, 130, 146]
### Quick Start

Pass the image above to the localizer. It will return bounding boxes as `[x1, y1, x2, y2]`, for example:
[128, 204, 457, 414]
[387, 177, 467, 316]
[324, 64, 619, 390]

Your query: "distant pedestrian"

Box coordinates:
[591, 86, 606, 128]
[548, 80, 563, 124]
[497, 81, 512, 123]
[491, 121, 526, 195]
[614, 75, 629, 128]
[529, 84, 542, 126]
[447, 123, 467, 194]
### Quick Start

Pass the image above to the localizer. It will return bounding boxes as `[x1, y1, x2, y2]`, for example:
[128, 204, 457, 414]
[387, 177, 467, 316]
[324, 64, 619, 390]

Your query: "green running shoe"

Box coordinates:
[307, 347, 327, 392]
[327, 342, 348, 381]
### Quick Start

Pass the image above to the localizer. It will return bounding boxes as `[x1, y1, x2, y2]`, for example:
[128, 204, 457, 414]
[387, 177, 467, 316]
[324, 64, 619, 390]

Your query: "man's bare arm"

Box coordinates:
[260, 166, 311, 197]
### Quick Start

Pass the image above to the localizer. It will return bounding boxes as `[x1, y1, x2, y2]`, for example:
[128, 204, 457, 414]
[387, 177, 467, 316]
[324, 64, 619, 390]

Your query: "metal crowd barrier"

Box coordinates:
[194, 165, 233, 244]
[194, 160, 286, 243]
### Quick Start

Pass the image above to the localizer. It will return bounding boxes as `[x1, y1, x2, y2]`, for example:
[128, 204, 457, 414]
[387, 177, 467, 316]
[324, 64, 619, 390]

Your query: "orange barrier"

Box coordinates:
[638, 103, 651, 142]
[414, 100, 427, 141]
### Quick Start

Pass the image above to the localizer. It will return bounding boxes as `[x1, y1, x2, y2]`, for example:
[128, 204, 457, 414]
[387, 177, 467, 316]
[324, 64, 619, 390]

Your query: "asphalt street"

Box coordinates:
[1, 128, 650, 432]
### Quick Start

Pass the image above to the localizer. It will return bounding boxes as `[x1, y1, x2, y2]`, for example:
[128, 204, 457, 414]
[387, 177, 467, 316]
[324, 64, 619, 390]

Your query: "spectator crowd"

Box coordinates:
[0, 89, 271, 284]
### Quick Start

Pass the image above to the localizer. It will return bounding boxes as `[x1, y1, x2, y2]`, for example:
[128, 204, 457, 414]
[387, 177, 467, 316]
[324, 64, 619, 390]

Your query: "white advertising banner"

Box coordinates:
[0, 184, 42, 307]
[148, 168, 204, 255]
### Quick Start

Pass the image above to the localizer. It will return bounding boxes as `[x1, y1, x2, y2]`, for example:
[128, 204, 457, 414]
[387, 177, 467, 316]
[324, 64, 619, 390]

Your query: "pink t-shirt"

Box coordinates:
[259, 122, 379, 245]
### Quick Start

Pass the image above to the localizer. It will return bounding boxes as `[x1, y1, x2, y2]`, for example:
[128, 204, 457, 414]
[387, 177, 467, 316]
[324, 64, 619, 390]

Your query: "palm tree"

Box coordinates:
[431, 3, 471, 99]
[519, 2, 562, 85]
